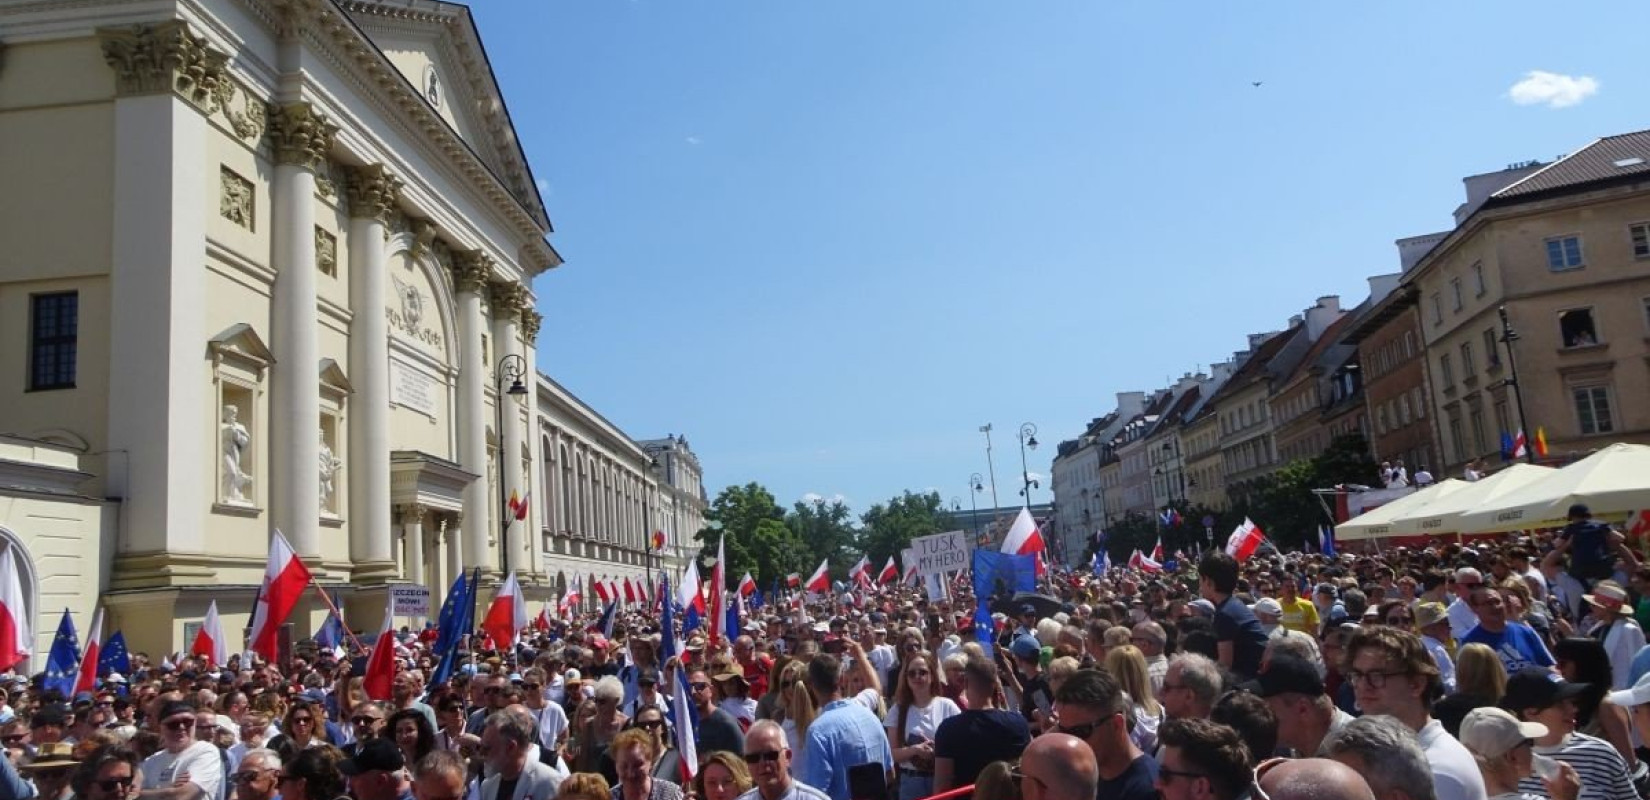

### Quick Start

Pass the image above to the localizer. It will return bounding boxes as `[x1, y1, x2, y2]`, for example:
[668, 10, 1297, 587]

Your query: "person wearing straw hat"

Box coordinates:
[1583, 582, 1645, 690]
[1457, 707, 1578, 800]
[21, 742, 78, 800]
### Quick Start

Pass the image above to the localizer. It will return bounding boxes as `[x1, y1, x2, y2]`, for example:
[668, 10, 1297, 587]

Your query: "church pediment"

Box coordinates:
[336, 1, 549, 231]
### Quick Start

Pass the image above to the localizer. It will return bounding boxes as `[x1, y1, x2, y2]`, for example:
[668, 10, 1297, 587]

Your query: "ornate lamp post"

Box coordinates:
[968, 473, 984, 540]
[494, 354, 529, 576]
[1017, 423, 1039, 506]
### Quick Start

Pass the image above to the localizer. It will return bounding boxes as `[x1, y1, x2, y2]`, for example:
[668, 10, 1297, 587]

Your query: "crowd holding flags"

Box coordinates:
[190, 600, 228, 667]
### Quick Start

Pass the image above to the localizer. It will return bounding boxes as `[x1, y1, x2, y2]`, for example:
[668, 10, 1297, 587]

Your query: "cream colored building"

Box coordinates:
[0, 0, 696, 655]
[1407, 133, 1650, 472]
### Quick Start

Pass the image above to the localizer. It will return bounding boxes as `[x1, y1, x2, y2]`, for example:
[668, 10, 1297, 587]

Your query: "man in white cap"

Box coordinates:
[1447, 568, 1484, 642]
[1583, 581, 1644, 690]
[1252, 598, 1286, 639]
[1458, 708, 1578, 800]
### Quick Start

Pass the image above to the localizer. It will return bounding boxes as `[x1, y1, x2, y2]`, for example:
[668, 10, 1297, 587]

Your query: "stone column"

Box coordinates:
[401, 504, 426, 588]
[523, 308, 544, 578]
[346, 165, 401, 582]
[489, 282, 527, 578]
[445, 513, 463, 586]
[269, 103, 336, 561]
[452, 252, 493, 575]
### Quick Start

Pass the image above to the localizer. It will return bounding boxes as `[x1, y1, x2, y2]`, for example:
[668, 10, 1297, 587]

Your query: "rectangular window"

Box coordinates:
[1448, 416, 1465, 462]
[1399, 393, 1411, 426]
[1632, 223, 1650, 259]
[1440, 353, 1454, 386]
[1484, 328, 1501, 367]
[1472, 261, 1486, 296]
[29, 292, 78, 391]
[1460, 341, 1475, 377]
[1494, 400, 1510, 438]
[1470, 408, 1487, 455]
[1559, 308, 1599, 348]
[1545, 235, 1584, 271]
[1451, 278, 1464, 311]
[1574, 386, 1615, 435]
[1403, 331, 1415, 358]
[1432, 293, 1444, 325]
[1413, 387, 1426, 418]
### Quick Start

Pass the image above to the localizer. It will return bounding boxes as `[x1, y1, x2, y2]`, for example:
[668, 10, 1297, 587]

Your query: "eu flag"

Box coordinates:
[99, 630, 131, 675]
[44, 610, 80, 698]
[428, 569, 477, 691]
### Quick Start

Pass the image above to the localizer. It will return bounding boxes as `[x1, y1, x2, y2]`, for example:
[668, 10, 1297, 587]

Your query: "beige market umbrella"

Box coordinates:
[1454, 443, 1650, 533]
[1337, 480, 1469, 541]
[1383, 463, 1557, 537]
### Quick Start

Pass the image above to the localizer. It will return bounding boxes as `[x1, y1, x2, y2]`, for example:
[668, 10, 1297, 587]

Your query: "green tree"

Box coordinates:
[857, 491, 949, 567]
[745, 518, 812, 589]
[695, 482, 786, 588]
[784, 497, 858, 575]
[1315, 433, 1382, 487]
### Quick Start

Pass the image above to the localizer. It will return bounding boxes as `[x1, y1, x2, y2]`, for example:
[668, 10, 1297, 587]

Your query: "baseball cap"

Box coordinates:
[1189, 599, 1216, 617]
[1239, 655, 1323, 698]
[1251, 598, 1282, 618]
[154, 701, 194, 724]
[1501, 668, 1589, 712]
[339, 738, 405, 775]
[1414, 602, 1448, 629]
[638, 668, 661, 686]
[1009, 634, 1042, 661]
[1459, 707, 1548, 759]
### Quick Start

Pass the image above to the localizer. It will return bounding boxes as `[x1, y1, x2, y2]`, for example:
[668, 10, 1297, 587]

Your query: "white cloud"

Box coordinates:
[535, 178, 552, 194]
[685, 135, 702, 145]
[1026, 471, 1046, 483]
[800, 492, 823, 504]
[1508, 71, 1599, 108]
[800, 491, 847, 506]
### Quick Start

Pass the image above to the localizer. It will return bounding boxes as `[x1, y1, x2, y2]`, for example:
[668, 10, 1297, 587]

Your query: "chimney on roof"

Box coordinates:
[1289, 314, 1304, 328]
[1247, 333, 1271, 350]
[1367, 273, 1401, 303]
[1305, 295, 1344, 341]
[1116, 391, 1147, 419]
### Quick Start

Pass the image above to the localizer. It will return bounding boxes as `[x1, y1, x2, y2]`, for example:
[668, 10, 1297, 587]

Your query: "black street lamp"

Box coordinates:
[968, 473, 984, 539]
[495, 354, 530, 576]
[1017, 423, 1039, 505]
[1498, 305, 1537, 465]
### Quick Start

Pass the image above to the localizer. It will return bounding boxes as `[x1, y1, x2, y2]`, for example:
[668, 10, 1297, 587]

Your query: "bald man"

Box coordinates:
[1020, 733, 1099, 800]
[1259, 758, 1377, 800]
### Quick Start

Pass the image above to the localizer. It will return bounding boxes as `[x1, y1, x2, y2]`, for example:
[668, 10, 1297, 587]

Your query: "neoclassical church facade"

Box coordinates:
[0, 0, 702, 656]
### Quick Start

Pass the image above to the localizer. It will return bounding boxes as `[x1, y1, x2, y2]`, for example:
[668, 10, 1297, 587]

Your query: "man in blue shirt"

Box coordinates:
[1460, 586, 1554, 674]
[800, 654, 893, 800]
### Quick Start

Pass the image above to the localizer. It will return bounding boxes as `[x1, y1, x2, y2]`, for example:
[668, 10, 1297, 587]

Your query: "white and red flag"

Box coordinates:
[1001, 507, 1046, 574]
[558, 577, 582, 618]
[534, 607, 551, 632]
[737, 572, 757, 597]
[191, 601, 228, 667]
[482, 571, 527, 650]
[1150, 538, 1164, 563]
[622, 576, 638, 605]
[847, 556, 870, 584]
[786, 573, 802, 588]
[1129, 549, 1163, 574]
[805, 559, 831, 593]
[75, 607, 104, 694]
[606, 577, 622, 604]
[877, 556, 898, 585]
[0, 548, 30, 672]
[248, 530, 313, 662]
[707, 535, 727, 645]
[592, 577, 613, 604]
[679, 561, 706, 613]
[1226, 518, 1267, 563]
[362, 592, 397, 701]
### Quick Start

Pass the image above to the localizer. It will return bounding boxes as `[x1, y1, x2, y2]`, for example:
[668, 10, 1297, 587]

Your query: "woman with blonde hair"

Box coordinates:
[573, 677, 630, 780]
[1103, 645, 1164, 752]
[690, 752, 752, 800]
[1433, 643, 1508, 736]
[557, 773, 613, 800]
[886, 651, 961, 800]
[774, 660, 815, 777]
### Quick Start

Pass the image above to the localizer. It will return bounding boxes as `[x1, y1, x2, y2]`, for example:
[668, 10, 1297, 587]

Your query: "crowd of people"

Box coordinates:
[0, 502, 1646, 800]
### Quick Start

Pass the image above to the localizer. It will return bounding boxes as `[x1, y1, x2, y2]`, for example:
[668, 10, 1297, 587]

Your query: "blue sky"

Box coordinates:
[472, 1, 1646, 517]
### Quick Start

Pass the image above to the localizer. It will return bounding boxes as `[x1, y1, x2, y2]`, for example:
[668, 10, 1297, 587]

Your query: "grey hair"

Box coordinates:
[747, 718, 784, 745]
[1317, 715, 1437, 800]
[593, 676, 624, 703]
[239, 748, 282, 772]
[1266, 632, 1324, 676]
[1168, 652, 1223, 708]
[413, 750, 467, 784]
[484, 709, 534, 748]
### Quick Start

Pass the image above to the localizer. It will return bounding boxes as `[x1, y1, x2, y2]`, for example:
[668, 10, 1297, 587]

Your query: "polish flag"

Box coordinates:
[75, 607, 103, 694]
[0, 548, 30, 672]
[877, 557, 898, 585]
[362, 593, 397, 701]
[607, 578, 622, 604]
[786, 573, 802, 589]
[679, 561, 706, 613]
[191, 601, 228, 667]
[248, 530, 314, 662]
[707, 535, 727, 646]
[482, 572, 527, 650]
[804, 559, 831, 593]
[558, 580, 581, 618]
[737, 572, 757, 598]
[847, 556, 870, 584]
[623, 577, 638, 605]
[1150, 538, 1164, 563]
[592, 577, 612, 604]
[1000, 507, 1046, 557]
[1226, 518, 1267, 563]
[1129, 549, 1163, 574]
[534, 607, 551, 632]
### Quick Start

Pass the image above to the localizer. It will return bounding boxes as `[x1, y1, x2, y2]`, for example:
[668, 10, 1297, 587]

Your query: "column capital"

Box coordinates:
[452, 250, 493, 294]
[345, 164, 402, 223]
[520, 309, 543, 345]
[488, 281, 528, 316]
[98, 20, 236, 114]
[270, 103, 338, 171]
[398, 503, 429, 524]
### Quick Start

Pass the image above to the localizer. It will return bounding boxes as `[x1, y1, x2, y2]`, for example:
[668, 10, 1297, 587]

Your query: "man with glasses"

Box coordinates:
[478, 710, 562, 800]
[1342, 627, 1485, 800]
[465, 675, 510, 735]
[1447, 568, 1483, 642]
[1018, 732, 1098, 800]
[227, 749, 280, 800]
[1130, 622, 1168, 696]
[344, 702, 389, 759]
[341, 738, 411, 800]
[1051, 669, 1156, 800]
[739, 720, 828, 800]
[138, 700, 224, 800]
[687, 668, 745, 757]
[1162, 654, 1222, 722]
[1459, 586, 1554, 674]
[1154, 719, 1252, 800]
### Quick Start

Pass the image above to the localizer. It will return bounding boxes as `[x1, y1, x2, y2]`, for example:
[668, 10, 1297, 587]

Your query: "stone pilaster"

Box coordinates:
[98, 20, 235, 114]
[453, 251, 494, 576]
[347, 164, 402, 583]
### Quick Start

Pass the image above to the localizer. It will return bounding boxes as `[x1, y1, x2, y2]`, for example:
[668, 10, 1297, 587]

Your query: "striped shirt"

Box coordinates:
[1517, 733, 1635, 800]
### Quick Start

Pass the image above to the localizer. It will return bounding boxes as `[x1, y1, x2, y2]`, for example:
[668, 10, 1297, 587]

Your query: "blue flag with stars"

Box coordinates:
[44, 609, 80, 698]
[99, 630, 131, 676]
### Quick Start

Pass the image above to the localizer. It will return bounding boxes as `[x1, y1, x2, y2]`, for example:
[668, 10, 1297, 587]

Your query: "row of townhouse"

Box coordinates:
[1050, 127, 1650, 553]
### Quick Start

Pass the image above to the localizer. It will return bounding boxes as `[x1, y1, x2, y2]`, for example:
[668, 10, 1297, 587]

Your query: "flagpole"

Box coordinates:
[307, 577, 368, 654]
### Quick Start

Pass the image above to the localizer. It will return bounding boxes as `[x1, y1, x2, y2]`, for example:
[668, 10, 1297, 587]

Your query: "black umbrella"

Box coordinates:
[992, 591, 1062, 619]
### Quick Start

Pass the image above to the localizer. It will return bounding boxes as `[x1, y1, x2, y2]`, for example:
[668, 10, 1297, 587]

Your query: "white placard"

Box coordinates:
[910, 530, 970, 577]
[390, 360, 439, 417]
[390, 585, 431, 617]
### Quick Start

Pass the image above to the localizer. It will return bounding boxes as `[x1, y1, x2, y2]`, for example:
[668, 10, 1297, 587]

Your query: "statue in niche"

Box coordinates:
[319, 427, 343, 512]
[221, 405, 253, 503]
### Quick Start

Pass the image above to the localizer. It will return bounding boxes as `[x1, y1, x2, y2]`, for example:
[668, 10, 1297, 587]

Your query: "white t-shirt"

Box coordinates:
[718, 696, 757, 725]
[141, 741, 224, 800]
[850, 687, 884, 718]
[885, 698, 961, 769]
[1417, 719, 1489, 800]
[531, 702, 569, 752]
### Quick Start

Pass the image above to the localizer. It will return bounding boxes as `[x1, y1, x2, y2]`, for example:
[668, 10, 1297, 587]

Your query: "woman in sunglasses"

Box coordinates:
[628, 706, 680, 786]
[267, 700, 326, 762]
[71, 743, 140, 800]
